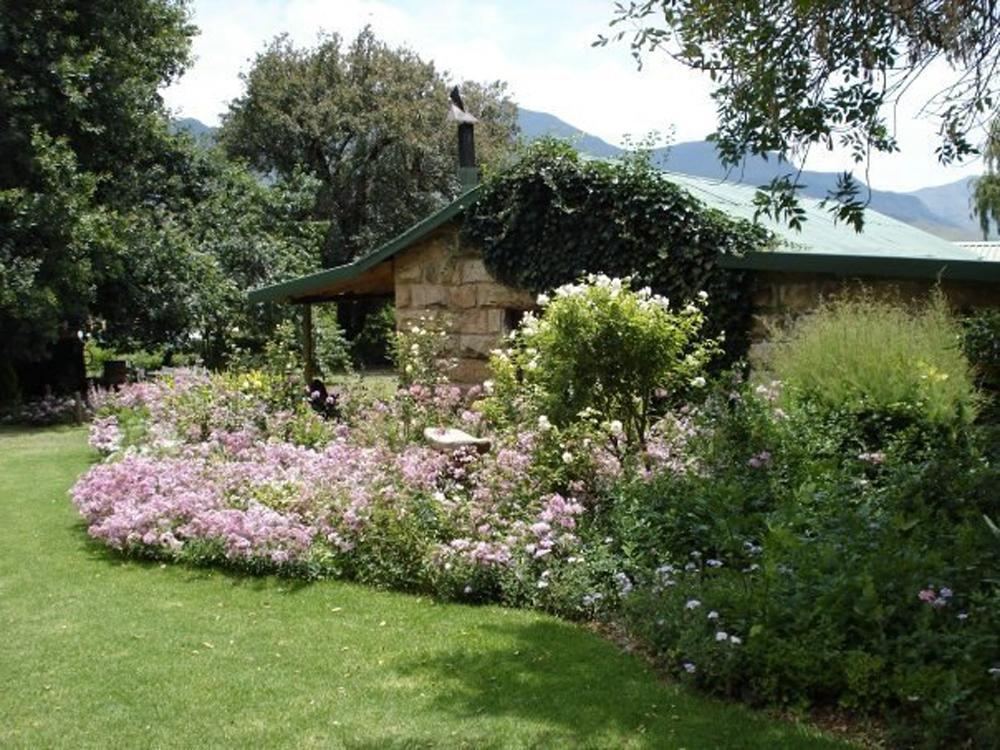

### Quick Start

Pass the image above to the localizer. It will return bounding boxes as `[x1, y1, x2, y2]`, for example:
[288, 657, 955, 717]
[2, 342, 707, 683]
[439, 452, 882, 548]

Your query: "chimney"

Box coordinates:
[448, 86, 479, 190]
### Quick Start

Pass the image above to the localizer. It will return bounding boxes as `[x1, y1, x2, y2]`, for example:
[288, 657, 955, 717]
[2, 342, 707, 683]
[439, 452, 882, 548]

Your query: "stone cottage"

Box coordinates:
[249, 173, 1000, 382]
[249, 102, 1000, 383]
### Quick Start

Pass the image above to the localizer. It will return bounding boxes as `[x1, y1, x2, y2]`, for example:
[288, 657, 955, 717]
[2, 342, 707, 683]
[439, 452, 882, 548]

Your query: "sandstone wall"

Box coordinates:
[394, 226, 535, 382]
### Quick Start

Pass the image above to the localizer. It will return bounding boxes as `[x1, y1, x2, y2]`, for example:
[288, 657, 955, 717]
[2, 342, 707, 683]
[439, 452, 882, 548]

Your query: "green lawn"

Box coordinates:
[0, 427, 850, 749]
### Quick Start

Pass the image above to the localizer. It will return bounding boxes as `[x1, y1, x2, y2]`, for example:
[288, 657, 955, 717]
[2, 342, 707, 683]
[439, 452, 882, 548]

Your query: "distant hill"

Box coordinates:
[170, 117, 217, 144]
[170, 111, 992, 240]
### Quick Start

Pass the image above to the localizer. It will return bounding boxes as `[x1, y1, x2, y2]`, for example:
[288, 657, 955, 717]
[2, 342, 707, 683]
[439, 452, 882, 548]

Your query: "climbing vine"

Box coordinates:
[462, 139, 774, 363]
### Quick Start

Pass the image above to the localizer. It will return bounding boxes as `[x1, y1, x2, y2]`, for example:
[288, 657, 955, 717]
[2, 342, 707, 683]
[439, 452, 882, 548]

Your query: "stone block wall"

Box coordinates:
[394, 225, 536, 382]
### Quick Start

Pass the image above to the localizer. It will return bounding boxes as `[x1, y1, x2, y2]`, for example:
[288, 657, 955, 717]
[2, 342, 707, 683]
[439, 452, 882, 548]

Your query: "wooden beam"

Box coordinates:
[302, 303, 317, 382]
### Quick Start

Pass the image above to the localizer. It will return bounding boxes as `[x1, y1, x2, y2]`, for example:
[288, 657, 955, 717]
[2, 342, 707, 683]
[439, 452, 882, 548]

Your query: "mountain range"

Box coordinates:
[174, 111, 993, 241]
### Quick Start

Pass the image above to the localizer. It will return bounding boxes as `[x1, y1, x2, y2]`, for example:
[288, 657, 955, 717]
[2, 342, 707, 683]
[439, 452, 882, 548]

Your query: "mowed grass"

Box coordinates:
[0, 427, 851, 749]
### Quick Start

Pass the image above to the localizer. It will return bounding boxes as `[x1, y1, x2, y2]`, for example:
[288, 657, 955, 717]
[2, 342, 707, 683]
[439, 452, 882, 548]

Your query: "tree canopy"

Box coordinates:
[599, 1, 1000, 231]
[219, 27, 519, 265]
[0, 0, 324, 393]
[0, 0, 195, 371]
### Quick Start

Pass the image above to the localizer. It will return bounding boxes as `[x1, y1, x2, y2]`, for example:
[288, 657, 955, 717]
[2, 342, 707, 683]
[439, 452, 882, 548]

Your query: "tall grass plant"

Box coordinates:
[767, 292, 977, 424]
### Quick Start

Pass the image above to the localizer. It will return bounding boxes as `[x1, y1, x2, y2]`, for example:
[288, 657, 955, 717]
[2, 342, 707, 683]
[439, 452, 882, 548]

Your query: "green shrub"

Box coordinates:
[485, 274, 718, 451]
[607, 378, 1000, 747]
[768, 293, 977, 425]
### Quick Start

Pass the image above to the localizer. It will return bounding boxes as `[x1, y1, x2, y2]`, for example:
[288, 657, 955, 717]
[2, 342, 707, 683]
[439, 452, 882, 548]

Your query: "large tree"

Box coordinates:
[599, 1, 1000, 231]
[0, 1, 323, 397]
[0, 0, 195, 394]
[219, 28, 519, 265]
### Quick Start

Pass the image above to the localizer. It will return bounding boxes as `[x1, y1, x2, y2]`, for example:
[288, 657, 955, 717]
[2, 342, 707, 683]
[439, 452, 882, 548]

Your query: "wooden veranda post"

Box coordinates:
[302, 303, 317, 382]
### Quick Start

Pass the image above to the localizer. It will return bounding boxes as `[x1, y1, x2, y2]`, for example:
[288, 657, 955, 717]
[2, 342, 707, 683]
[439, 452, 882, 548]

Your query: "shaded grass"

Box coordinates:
[0, 426, 851, 749]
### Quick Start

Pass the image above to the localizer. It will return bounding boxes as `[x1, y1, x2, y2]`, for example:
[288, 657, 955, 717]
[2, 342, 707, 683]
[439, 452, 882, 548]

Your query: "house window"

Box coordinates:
[504, 308, 529, 334]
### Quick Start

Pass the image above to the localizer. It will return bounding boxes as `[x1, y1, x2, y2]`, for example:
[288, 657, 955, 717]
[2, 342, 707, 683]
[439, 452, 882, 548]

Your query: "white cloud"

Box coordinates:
[163, 0, 985, 192]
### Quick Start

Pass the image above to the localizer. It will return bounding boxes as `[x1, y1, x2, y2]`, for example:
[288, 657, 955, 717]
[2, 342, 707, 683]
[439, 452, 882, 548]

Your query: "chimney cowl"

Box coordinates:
[448, 86, 478, 189]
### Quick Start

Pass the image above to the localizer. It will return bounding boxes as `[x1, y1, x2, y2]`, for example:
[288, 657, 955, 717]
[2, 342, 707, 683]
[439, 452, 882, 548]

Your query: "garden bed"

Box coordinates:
[72, 280, 1000, 747]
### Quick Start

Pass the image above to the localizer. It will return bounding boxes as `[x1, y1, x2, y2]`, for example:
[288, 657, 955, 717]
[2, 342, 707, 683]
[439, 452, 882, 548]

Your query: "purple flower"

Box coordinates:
[918, 588, 937, 603]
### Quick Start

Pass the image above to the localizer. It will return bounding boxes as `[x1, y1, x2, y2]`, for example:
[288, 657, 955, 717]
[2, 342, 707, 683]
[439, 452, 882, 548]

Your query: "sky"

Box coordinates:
[162, 0, 986, 192]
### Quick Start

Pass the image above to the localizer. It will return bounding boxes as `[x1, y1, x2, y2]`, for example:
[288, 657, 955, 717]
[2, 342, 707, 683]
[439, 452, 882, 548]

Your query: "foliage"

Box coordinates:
[963, 308, 1000, 391]
[462, 139, 772, 363]
[0, 2, 327, 388]
[973, 119, 1000, 238]
[219, 27, 519, 265]
[0, 0, 194, 370]
[0, 131, 113, 363]
[767, 292, 978, 425]
[599, 1, 1000, 231]
[485, 275, 717, 450]
[351, 301, 395, 367]
[98, 143, 324, 367]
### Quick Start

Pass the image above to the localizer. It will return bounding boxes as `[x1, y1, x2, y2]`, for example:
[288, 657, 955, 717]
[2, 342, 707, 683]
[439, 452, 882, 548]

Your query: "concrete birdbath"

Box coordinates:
[423, 426, 491, 454]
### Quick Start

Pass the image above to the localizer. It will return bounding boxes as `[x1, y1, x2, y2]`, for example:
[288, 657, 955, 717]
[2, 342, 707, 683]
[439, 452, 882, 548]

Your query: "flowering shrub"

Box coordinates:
[484, 275, 718, 451]
[607, 378, 999, 748]
[393, 316, 454, 386]
[73, 367, 630, 606]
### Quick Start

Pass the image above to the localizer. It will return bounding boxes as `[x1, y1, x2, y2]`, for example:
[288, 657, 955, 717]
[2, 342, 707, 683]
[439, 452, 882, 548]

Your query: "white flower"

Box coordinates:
[432, 491, 446, 503]
[409, 343, 420, 354]
[536, 293, 551, 306]
[561, 451, 574, 464]
[690, 376, 707, 388]
[685, 599, 701, 610]
[609, 419, 624, 436]
[683, 662, 697, 674]
[715, 631, 729, 642]
[483, 379, 494, 394]
[729, 635, 742, 645]
[683, 304, 699, 314]
[526, 359, 539, 371]
[697, 290, 709, 302]
[707, 610, 719, 620]
[538, 415, 552, 432]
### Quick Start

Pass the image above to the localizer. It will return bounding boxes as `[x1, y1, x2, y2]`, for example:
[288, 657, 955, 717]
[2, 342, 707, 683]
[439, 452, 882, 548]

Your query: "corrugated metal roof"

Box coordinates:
[663, 171, 982, 261]
[955, 241, 1000, 262]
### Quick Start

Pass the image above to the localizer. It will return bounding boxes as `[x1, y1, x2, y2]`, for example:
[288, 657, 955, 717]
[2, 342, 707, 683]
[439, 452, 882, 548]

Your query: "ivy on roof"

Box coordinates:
[462, 139, 774, 362]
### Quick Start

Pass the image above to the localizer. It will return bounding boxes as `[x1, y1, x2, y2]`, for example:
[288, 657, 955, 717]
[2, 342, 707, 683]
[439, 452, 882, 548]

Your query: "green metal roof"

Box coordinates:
[249, 170, 998, 305]
[662, 171, 979, 261]
[248, 186, 484, 304]
[666, 171, 1000, 282]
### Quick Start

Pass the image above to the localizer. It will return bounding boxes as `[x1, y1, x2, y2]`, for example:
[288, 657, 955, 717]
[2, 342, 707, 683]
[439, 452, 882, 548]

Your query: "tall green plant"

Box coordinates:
[768, 292, 978, 424]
